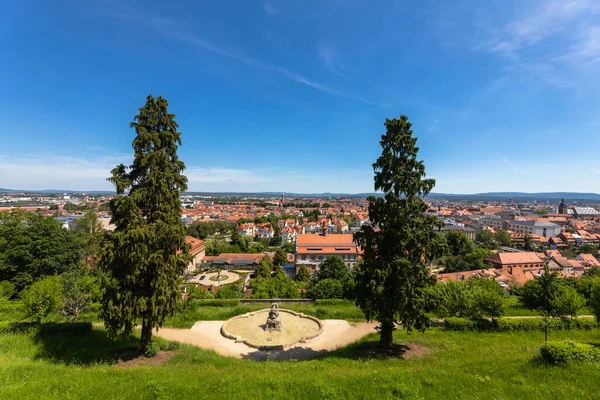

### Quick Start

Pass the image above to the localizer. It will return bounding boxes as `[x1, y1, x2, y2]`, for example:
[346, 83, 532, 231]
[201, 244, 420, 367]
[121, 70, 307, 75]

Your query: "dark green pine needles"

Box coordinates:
[99, 94, 191, 351]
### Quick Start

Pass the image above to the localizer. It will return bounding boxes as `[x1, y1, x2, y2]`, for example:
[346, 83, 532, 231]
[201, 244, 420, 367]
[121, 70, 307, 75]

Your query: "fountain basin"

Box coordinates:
[221, 309, 323, 350]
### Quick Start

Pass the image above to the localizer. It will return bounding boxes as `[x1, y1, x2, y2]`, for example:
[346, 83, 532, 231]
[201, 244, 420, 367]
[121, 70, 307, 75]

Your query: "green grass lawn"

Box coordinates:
[1, 325, 599, 399]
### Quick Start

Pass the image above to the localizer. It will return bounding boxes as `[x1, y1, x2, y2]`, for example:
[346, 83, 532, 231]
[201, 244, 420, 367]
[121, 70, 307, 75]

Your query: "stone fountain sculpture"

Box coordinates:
[265, 303, 282, 332]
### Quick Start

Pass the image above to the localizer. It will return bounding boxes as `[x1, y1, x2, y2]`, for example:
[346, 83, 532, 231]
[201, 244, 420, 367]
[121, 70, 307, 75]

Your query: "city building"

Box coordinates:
[295, 231, 359, 276]
[505, 219, 561, 238]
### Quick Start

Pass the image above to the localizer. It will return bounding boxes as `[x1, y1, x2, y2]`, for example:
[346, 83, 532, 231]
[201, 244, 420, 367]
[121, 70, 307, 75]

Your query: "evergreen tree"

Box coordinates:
[295, 265, 311, 282]
[354, 115, 444, 350]
[99, 95, 190, 351]
[255, 256, 273, 279]
[273, 248, 288, 267]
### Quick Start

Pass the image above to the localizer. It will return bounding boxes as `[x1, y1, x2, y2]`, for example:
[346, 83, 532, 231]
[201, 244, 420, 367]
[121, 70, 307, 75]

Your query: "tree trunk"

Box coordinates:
[379, 321, 394, 350]
[140, 316, 153, 351]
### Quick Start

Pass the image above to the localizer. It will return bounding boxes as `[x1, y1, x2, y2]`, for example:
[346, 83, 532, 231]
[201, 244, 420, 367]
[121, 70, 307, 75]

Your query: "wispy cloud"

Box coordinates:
[473, 0, 600, 86]
[0, 153, 374, 193]
[317, 45, 345, 77]
[264, 2, 278, 16]
[94, 3, 385, 107]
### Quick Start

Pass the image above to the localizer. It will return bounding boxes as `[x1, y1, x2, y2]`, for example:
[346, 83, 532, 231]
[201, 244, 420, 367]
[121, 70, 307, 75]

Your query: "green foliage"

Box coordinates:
[445, 230, 474, 256]
[144, 341, 161, 358]
[443, 317, 598, 332]
[354, 115, 445, 349]
[317, 256, 351, 282]
[186, 285, 214, 300]
[0, 280, 15, 299]
[553, 286, 586, 319]
[187, 221, 234, 240]
[475, 230, 496, 249]
[99, 94, 190, 351]
[540, 340, 600, 365]
[440, 247, 493, 273]
[250, 274, 299, 299]
[309, 279, 345, 299]
[255, 256, 273, 279]
[579, 243, 598, 255]
[71, 211, 105, 263]
[273, 248, 288, 266]
[21, 276, 63, 322]
[468, 278, 508, 323]
[590, 279, 600, 322]
[430, 279, 507, 324]
[167, 340, 180, 351]
[0, 211, 83, 291]
[215, 284, 243, 299]
[295, 265, 311, 282]
[494, 230, 512, 247]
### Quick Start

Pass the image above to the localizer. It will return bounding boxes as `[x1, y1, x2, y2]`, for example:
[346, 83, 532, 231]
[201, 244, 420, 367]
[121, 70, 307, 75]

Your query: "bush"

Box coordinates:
[443, 317, 478, 331]
[0, 321, 39, 334]
[37, 322, 93, 336]
[189, 299, 240, 307]
[0, 281, 16, 299]
[21, 276, 63, 322]
[167, 340, 180, 351]
[443, 317, 598, 332]
[144, 341, 161, 358]
[215, 284, 243, 299]
[540, 340, 600, 365]
[314, 299, 350, 306]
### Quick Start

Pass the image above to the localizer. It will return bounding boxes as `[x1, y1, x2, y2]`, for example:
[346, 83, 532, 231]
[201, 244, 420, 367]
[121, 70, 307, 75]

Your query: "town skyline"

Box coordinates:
[3, 0, 600, 193]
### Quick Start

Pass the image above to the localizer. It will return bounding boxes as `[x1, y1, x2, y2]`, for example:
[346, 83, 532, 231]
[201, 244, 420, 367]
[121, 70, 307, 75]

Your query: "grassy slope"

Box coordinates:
[1, 326, 600, 399]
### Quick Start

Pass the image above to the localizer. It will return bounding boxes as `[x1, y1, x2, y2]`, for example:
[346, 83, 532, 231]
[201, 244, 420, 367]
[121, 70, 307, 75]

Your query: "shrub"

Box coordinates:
[314, 299, 349, 306]
[443, 317, 478, 331]
[144, 341, 161, 358]
[167, 340, 180, 351]
[443, 317, 598, 332]
[190, 299, 240, 307]
[0, 321, 39, 334]
[540, 340, 600, 365]
[21, 276, 63, 322]
[37, 322, 93, 336]
[0, 281, 16, 299]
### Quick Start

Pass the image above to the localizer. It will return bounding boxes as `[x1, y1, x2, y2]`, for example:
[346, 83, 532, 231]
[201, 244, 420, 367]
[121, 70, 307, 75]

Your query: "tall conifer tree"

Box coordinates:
[100, 95, 190, 350]
[354, 115, 444, 350]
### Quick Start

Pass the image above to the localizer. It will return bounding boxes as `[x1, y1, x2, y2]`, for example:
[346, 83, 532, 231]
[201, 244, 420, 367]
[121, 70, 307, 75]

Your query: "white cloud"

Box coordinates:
[473, 0, 600, 85]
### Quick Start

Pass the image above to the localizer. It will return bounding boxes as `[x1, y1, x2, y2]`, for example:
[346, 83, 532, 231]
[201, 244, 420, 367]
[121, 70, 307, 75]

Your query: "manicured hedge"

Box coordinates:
[0, 321, 39, 334]
[540, 340, 600, 365]
[443, 317, 599, 332]
[189, 299, 241, 307]
[37, 322, 93, 336]
[314, 299, 352, 306]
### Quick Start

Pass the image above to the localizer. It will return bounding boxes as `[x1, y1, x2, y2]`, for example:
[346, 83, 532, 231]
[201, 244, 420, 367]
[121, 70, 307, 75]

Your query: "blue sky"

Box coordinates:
[2, 0, 600, 194]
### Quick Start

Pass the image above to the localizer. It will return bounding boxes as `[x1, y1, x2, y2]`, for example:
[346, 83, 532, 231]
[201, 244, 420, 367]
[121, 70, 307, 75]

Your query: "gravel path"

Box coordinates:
[154, 320, 378, 361]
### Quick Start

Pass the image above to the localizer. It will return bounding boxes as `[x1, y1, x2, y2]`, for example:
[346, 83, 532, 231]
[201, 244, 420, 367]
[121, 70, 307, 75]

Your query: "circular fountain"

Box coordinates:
[221, 303, 323, 350]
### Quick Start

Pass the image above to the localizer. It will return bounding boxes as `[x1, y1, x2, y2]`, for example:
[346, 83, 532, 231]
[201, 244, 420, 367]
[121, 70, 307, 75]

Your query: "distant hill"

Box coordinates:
[427, 192, 600, 202]
[2, 188, 600, 202]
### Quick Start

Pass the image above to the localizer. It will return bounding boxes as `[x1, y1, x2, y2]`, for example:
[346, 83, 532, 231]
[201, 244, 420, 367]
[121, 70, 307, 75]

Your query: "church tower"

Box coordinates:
[281, 193, 285, 208]
[558, 198, 567, 214]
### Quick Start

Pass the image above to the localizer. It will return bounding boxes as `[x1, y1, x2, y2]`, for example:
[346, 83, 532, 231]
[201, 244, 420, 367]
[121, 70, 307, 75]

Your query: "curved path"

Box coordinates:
[194, 271, 240, 286]
[154, 320, 378, 361]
